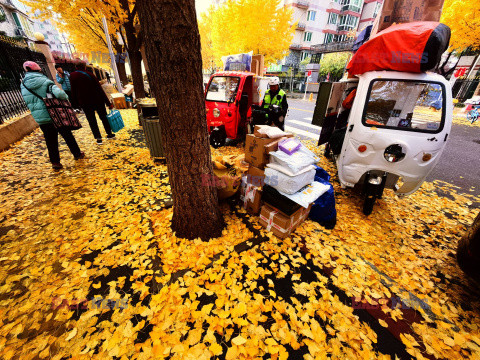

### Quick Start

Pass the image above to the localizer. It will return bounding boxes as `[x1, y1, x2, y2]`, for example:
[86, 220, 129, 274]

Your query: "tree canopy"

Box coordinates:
[441, 0, 480, 51]
[319, 52, 350, 80]
[198, 0, 295, 69]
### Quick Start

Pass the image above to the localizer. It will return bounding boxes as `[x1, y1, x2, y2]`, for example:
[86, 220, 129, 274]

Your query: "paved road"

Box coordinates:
[285, 99, 480, 196]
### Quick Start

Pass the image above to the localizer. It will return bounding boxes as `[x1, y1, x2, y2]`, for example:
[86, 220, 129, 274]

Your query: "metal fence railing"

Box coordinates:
[0, 37, 50, 125]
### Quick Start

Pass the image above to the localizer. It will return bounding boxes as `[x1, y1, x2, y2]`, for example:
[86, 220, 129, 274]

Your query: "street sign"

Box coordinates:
[307, 70, 312, 77]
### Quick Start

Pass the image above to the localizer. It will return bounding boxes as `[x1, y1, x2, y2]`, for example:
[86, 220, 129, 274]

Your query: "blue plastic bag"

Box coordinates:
[107, 110, 125, 133]
[309, 166, 337, 228]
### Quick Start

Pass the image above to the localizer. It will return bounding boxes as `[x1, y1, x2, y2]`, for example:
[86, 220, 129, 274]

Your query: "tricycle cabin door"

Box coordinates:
[339, 76, 452, 194]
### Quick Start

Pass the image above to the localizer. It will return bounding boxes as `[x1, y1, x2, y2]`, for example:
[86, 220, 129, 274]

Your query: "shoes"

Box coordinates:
[107, 134, 116, 139]
[96, 139, 103, 145]
[74, 152, 86, 160]
[52, 162, 63, 170]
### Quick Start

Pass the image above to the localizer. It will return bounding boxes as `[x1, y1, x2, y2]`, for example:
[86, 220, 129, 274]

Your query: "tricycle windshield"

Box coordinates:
[206, 76, 240, 103]
[362, 80, 445, 133]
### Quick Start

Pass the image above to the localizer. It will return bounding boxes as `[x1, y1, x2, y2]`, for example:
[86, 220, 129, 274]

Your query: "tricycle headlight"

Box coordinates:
[213, 108, 220, 118]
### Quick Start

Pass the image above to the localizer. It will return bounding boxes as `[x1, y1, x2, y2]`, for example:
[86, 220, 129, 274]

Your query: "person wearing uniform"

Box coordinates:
[261, 77, 288, 130]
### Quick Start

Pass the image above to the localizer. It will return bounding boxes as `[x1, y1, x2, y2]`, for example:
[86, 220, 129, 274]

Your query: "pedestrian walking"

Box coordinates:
[55, 64, 80, 112]
[20, 61, 85, 170]
[70, 62, 115, 145]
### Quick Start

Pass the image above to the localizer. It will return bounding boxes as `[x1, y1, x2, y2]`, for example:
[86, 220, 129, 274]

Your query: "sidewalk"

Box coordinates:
[0, 110, 479, 359]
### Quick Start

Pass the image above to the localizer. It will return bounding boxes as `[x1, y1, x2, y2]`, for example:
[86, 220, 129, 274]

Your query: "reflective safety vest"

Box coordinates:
[263, 89, 286, 109]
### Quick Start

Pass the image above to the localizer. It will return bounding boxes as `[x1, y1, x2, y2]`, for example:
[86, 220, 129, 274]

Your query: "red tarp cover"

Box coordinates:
[347, 22, 440, 76]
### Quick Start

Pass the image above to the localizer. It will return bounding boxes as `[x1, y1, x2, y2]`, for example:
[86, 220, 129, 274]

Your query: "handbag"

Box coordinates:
[23, 82, 82, 130]
[107, 110, 125, 133]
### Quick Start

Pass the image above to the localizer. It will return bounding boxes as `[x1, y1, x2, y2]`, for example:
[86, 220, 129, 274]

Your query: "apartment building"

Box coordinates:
[32, 10, 65, 53]
[282, 0, 382, 68]
[0, 0, 35, 41]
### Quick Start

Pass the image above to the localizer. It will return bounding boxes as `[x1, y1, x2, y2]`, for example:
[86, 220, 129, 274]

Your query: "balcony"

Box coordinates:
[327, 1, 342, 12]
[337, 24, 356, 32]
[296, 22, 306, 30]
[293, 0, 309, 9]
[311, 40, 354, 54]
[289, 43, 302, 50]
[323, 23, 338, 32]
[341, 4, 362, 13]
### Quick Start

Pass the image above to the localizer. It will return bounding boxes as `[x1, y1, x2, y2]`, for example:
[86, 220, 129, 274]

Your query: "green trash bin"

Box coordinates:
[142, 115, 164, 159]
[138, 104, 164, 160]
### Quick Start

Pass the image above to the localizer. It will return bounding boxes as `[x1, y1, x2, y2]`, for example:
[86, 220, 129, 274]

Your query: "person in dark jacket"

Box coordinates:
[70, 62, 114, 145]
[20, 61, 84, 170]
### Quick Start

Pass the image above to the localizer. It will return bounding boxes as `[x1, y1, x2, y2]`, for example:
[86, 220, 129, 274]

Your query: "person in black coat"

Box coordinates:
[70, 62, 114, 145]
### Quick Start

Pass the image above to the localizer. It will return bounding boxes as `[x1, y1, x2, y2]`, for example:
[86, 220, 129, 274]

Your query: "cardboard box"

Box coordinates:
[245, 134, 293, 169]
[111, 93, 127, 109]
[240, 178, 262, 215]
[122, 84, 135, 96]
[254, 125, 293, 138]
[259, 203, 312, 239]
[246, 165, 265, 187]
[374, 0, 444, 34]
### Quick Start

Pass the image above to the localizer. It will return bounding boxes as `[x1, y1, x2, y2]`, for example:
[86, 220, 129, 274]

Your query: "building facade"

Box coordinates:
[281, 0, 382, 68]
[32, 11, 65, 53]
[0, 0, 35, 42]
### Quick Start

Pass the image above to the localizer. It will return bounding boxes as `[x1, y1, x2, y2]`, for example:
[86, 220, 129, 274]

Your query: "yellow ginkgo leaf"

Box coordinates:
[65, 328, 77, 341]
[209, 342, 223, 356]
[231, 335, 247, 346]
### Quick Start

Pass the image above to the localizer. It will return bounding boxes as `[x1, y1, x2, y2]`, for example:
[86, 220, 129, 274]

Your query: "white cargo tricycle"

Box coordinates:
[321, 71, 453, 215]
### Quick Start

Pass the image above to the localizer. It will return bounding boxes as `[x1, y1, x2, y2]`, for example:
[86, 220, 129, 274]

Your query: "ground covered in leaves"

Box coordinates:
[1, 110, 479, 359]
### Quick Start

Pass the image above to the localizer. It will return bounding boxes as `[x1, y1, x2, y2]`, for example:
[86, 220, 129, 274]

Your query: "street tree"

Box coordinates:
[441, 0, 480, 51]
[457, 212, 480, 283]
[319, 52, 350, 81]
[202, 0, 294, 67]
[22, 0, 145, 96]
[136, 0, 224, 240]
[198, 9, 216, 74]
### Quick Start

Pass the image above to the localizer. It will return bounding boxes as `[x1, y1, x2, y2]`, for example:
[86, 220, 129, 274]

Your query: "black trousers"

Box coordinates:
[64, 90, 78, 110]
[39, 123, 81, 164]
[82, 104, 112, 139]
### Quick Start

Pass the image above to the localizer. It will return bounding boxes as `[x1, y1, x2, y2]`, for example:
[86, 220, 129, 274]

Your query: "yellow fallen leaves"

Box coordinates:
[65, 328, 77, 341]
[231, 335, 247, 346]
[0, 110, 479, 360]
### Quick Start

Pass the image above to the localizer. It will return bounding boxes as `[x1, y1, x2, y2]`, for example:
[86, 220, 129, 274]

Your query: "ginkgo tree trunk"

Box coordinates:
[137, 0, 224, 240]
[457, 212, 480, 283]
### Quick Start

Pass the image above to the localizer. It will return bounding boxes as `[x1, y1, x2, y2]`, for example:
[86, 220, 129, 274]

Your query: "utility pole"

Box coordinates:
[102, 16, 122, 92]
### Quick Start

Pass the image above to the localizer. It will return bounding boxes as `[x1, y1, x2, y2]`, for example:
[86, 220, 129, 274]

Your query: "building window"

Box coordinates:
[307, 10, 316, 21]
[327, 13, 338, 25]
[303, 32, 312, 42]
[301, 52, 310, 61]
[0, 7, 7, 23]
[324, 33, 334, 44]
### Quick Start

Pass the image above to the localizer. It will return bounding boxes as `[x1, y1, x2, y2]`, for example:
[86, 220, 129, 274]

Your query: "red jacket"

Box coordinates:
[69, 70, 111, 108]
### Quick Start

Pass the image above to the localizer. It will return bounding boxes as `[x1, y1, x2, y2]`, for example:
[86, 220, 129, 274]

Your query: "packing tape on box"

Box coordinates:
[259, 210, 278, 232]
[260, 207, 310, 235]
[244, 184, 257, 209]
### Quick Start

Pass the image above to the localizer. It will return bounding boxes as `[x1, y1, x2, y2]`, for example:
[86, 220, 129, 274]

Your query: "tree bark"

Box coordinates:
[114, 43, 128, 86]
[123, 19, 146, 99]
[457, 212, 480, 283]
[137, 0, 224, 240]
[128, 50, 146, 98]
[116, 60, 128, 86]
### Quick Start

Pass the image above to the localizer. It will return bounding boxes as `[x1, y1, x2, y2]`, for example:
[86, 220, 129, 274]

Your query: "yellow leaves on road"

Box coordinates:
[0, 110, 479, 359]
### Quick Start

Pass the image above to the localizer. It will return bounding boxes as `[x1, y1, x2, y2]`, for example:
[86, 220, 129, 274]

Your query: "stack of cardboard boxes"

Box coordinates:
[240, 126, 313, 239]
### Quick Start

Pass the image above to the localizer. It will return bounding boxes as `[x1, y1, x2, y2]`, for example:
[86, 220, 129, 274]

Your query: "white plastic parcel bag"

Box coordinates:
[278, 181, 331, 208]
[269, 143, 318, 174]
[264, 164, 316, 195]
